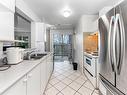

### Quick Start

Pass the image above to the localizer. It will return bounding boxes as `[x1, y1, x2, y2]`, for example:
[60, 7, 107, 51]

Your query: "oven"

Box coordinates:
[84, 55, 96, 77]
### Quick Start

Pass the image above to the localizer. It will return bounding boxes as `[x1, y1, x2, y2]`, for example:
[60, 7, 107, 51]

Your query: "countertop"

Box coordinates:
[0, 52, 51, 94]
[84, 52, 99, 58]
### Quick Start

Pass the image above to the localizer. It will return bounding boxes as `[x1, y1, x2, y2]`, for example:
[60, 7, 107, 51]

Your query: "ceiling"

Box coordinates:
[24, 0, 121, 28]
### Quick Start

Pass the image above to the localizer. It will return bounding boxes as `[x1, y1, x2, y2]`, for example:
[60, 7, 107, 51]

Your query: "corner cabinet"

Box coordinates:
[1, 53, 53, 95]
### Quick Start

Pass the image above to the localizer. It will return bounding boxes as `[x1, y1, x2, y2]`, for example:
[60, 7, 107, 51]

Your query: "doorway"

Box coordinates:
[53, 34, 73, 62]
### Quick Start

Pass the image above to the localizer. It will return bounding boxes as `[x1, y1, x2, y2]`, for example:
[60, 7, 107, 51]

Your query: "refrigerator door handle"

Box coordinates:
[113, 14, 119, 74]
[113, 14, 125, 75]
[116, 14, 125, 75]
[108, 16, 115, 72]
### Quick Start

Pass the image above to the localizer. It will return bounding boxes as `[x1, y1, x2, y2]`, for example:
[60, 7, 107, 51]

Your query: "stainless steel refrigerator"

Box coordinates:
[98, 1, 127, 95]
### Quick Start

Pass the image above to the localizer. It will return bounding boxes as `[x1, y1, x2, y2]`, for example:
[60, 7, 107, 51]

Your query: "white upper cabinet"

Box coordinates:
[0, 0, 15, 13]
[36, 23, 45, 41]
[0, 12, 14, 40]
[31, 22, 46, 50]
[0, 0, 15, 41]
[31, 22, 45, 42]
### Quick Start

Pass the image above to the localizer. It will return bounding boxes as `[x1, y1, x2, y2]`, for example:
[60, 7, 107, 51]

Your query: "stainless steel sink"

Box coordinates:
[24, 53, 47, 60]
[30, 54, 47, 60]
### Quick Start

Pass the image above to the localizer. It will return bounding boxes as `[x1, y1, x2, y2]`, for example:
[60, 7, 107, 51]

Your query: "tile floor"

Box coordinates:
[44, 61, 99, 95]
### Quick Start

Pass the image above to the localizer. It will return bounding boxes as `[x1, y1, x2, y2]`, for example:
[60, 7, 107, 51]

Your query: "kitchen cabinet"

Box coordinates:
[0, 0, 15, 41]
[0, 0, 15, 13]
[27, 64, 41, 95]
[36, 23, 45, 41]
[40, 58, 47, 94]
[1, 53, 53, 95]
[2, 76, 27, 95]
[36, 42, 45, 52]
[40, 53, 53, 95]
[0, 12, 14, 41]
[31, 22, 46, 51]
[46, 54, 53, 82]
[31, 22, 45, 42]
[50, 53, 53, 74]
[1, 65, 41, 95]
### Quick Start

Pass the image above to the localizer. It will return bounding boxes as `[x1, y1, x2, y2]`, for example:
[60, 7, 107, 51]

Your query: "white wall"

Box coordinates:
[74, 15, 98, 72]
[99, 6, 112, 17]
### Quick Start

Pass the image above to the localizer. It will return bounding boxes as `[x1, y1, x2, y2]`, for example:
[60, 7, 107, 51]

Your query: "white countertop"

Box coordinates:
[84, 52, 99, 58]
[0, 53, 50, 94]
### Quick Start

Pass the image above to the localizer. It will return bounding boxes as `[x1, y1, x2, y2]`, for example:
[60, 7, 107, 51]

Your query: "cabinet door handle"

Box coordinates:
[23, 79, 27, 83]
[28, 74, 32, 78]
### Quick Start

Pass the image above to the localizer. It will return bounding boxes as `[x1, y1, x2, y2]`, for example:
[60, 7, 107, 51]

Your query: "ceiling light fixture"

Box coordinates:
[63, 10, 71, 18]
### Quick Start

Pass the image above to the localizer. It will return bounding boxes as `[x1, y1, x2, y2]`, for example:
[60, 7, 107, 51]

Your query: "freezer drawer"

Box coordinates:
[100, 75, 124, 95]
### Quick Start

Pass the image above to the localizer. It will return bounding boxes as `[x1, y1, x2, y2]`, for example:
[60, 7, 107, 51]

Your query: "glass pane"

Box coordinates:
[53, 34, 62, 44]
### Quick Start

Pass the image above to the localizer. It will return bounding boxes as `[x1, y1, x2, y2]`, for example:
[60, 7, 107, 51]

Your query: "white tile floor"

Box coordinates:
[44, 61, 99, 95]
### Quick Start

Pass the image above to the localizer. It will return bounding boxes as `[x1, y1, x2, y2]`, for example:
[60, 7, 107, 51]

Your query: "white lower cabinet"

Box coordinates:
[1, 53, 53, 95]
[46, 54, 53, 82]
[40, 59, 47, 94]
[2, 76, 27, 95]
[46, 56, 51, 81]
[27, 64, 41, 95]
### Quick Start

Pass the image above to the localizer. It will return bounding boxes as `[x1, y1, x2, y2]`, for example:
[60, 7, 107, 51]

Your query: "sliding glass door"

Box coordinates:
[53, 34, 72, 61]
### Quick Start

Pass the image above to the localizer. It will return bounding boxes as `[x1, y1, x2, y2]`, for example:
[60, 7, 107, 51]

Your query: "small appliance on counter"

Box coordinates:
[6, 47, 24, 65]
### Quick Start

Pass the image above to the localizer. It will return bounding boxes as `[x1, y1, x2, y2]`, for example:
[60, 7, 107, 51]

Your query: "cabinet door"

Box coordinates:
[36, 42, 45, 52]
[40, 59, 47, 94]
[46, 55, 51, 81]
[49, 54, 53, 73]
[36, 23, 44, 42]
[0, 12, 14, 40]
[2, 76, 27, 95]
[27, 65, 41, 95]
[46, 54, 53, 82]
